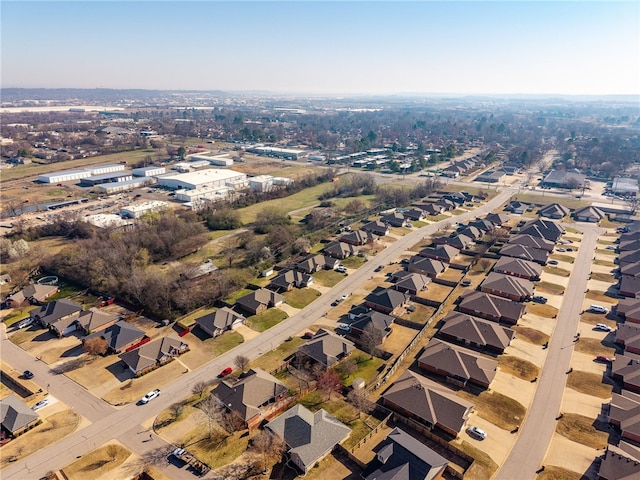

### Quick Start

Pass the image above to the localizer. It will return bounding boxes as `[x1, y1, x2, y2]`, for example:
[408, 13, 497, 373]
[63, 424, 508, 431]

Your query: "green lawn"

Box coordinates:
[2, 308, 31, 327]
[339, 352, 385, 387]
[245, 308, 288, 332]
[224, 288, 254, 305]
[411, 220, 428, 228]
[341, 255, 366, 269]
[427, 214, 450, 221]
[283, 288, 322, 309]
[178, 307, 216, 327]
[250, 336, 306, 373]
[312, 269, 346, 287]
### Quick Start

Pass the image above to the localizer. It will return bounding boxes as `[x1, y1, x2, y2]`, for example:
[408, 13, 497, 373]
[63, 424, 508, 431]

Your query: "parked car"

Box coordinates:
[548, 260, 559, 265]
[596, 355, 613, 363]
[336, 266, 348, 274]
[606, 246, 617, 251]
[590, 305, 609, 314]
[17, 318, 35, 329]
[374, 265, 384, 272]
[218, 367, 233, 378]
[467, 426, 487, 440]
[140, 389, 161, 404]
[23, 370, 34, 379]
[337, 324, 351, 332]
[32, 398, 49, 411]
[461, 280, 472, 287]
[595, 323, 613, 332]
[556, 248, 566, 252]
[532, 295, 548, 304]
[301, 332, 314, 340]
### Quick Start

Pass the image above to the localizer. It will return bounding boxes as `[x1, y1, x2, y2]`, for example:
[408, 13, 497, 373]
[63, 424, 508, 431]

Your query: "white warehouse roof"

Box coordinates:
[157, 169, 246, 190]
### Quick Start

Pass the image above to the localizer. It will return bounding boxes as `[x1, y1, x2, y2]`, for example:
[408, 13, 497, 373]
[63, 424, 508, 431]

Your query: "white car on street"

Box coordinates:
[140, 389, 160, 404]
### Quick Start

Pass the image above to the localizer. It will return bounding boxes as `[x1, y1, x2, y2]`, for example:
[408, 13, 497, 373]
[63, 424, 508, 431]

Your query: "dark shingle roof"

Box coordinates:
[418, 339, 497, 386]
[86, 320, 144, 351]
[297, 329, 355, 367]
[0, 395, 39, 434]
[30, 299, 82, 326]
[439, 311, 515, 351]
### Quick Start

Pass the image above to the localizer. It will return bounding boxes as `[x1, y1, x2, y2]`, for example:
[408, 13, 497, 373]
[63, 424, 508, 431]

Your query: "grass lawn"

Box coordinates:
[580, 313, 617, 328]
[0, 410, 78, 468]
[206, 331, 245, 356]
[2, 308, 30, 327]
[452, 440, 498, 480]
[338, 352, 385, 386]
[556, 413, 608, 449]
[223, 288, 254, 305]
[549, 254, 574, 264]
[283, 288, 322, 309]
[412, 220, 428, 228]
[182, 427, 250, 470]
[593, 258, 616, 267]
[177, 307, 216, 327]
[512, 326, 550, 345]
[527, 303, 558, 318]
[566, 371, 613, 398]
[427, 214, 450, 221]
[573, 338, 616, 358]
[590, 272, 616, 283]
[245, 308, 288, 332]
[62, 444, 131, 480]
[312, 269, 346, 287]
[564, 226, 583, 234]
[400, 303, 436, 325]
[513, 195, 587, 211]
[391, 226, 411, 236]
[536, 281, 565, 295]
[543, 266, 571, 277]
[250, 336, 305, 373]
[498, 356, 540, 381]
[595, 248, 617, 256]
[538, 466, 583, 480]
[457, 390, 526, 431]
[341, 255, 367, 269]
[585, 290, 615, 304]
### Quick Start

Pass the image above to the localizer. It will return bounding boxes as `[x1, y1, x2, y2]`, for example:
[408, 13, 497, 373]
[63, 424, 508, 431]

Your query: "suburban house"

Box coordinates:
[212, 368, 289, 430]
[391, 271, 430, 295]
[416, 203, 445, 216]
[30, 299, 83, 337]
[323, 241, 358, 259]
[617, 298, 640, 324]
[84, 320, 145, 354]
[574, 206, 606, 223]
[619, 251, 640, 266]
[507, 234, 555, 252]
[350, 311, 395, 343]
[340, 230, 377, 246]
[616, 324, 640, 355]
[5, 284, 58, 308]
[621, 262, 640, 278]
[433, 234, 473, 250]
[361, 221, 390, 237]
[438, 311, 515, 354]
[620, 276, 640, 299]
[381, 370, 473, 437]
[402, 208, 426, 221]
[458, 226, 482, 241]
[467, 218, 496, 233]
[443, 192, 468, 204]
[235, 288, 285, 316]
[0, 395, 39, 437]
[194, 307, 245, 338]
[493, 256, 542, 281]
[417, 339, 498, 389]
[619, 239, 640, 252]
[504, 201, 527, 214]
[484, 212, 510, 226]
[269, 269, 314, 291]
[265, 404, 351, 475]
[418, 245, 460, 264]
[407, 256, 447, 278]
[499, 243, 549, 265]
[517, 218, 564, 243]
[609, 390, 640, 444]
[612, 353, 640, 394]
[381, 212, 408, 228]
[597, 450, 640, 480]
[295, 254, 340, 274]
[479, 272, 534, 301]
[296, 328, 355, 369]
[457, 291, 526, 325]
[434, 198, 456, 211]
[119, 334, 189, 375]
[538, 203, 570, 219]
[363, 427, 448, 480]
[365, 287, 409, 315]
[76, 309, 120, 335]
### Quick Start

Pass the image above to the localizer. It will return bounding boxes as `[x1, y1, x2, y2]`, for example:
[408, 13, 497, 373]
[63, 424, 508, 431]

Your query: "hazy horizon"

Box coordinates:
[2, 1, 639, 96]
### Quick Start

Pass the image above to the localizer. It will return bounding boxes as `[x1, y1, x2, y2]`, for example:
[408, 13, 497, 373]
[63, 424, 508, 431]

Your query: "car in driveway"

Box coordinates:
[218, 367, 233, 378]
[140, 389, 161, 404]
[556, 248, 566, 252]
[548, 260, 559, 265]
[17, 318, 35, 329]
[590, 305, 609, 314]
[467, 426, 487, 440]
[596, 355, 613, 363]
[301, 332, 314, 340]
[532, 295, 548, 304]
[23, 370, 34, 379]
[461, 280, 472, 287]
[337, 324, 351, 332]
[335, 266, 348, 274]
[595, 323, 613, 332]
[32, 398, 49, 411]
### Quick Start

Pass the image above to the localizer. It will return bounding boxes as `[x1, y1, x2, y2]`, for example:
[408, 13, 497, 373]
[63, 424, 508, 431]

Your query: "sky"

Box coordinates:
[2, 1, 639, 96]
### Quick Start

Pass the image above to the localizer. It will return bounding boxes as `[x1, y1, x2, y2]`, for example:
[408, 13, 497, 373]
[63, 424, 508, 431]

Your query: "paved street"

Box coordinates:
[1, 190, 513, 480]
[495, 223, 604, 480]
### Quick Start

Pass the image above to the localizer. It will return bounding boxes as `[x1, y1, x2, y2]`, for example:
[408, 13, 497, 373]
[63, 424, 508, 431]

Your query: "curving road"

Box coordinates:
[494, 223, 604, 480]
[1, 190, 514, 480]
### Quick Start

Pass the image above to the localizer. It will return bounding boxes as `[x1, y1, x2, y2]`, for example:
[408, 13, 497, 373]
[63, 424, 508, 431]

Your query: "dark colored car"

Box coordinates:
[302, 332, 314, 340]
[23, 370, 34, 379]
[219, 367, 233, 378]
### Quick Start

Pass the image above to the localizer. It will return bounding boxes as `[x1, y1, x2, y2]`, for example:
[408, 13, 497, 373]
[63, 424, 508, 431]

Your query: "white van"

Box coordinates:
[590, 305, 608, 314]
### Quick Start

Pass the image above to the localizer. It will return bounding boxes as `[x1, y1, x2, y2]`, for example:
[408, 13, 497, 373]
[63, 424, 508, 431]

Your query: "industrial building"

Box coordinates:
[80, 172, 133, 186]
[120, 201, 170, 219]
[38, 164, 126, 183]
[612, 177, 639, 196]
[245, 146, 304, 160]
[157, 169, 247, 190]
[97, 177, 154, 194]
[132, 166, 166, 177]
[249, 175, 274, 192]
[188, 152, 234, 166]
[83, 214, 134, 229]
[188, 160, 210, 169]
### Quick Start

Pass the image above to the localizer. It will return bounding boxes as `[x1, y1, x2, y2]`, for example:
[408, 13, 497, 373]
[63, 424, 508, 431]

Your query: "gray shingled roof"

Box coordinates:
[439, 312, 515, 351]
[493, 256, 542, 279]
[418, 339, 497, 386]
[30, 299, 82, 326]
[77, 309, 119, 333]
[297, 329, 355, 367]
[86, 320, 145, 351]
[480, 272, 534, 299]
[457, 291, 526, 324]
[195, 307, 245, 335]
[266, 404, 351, 471]
[0, 394, 39, 434]
[119, 334, 188, 372]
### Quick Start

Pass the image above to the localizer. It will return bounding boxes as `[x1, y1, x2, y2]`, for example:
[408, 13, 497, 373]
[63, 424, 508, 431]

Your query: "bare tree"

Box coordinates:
[338, 358, 358, 377]
[106, 444, 119, 462]
[192, 381, 208, 398]
[347, 388, 374, 420]
[359, 324, 384, 359]
[170, 402, 184, 420]
[83, 337, 108, 356]
[317, 371, 343, 400]
[250, 430, 286, 471]
[197, 396, 224, 440]
[234, 355, 250, 373]
[479, 258, 492, 272]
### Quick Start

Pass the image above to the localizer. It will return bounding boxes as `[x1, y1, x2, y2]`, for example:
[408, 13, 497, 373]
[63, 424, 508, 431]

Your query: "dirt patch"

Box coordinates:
[556, 413, 608, 449]
[498, 356, 539, 381]
[419, 283, 452, 303]
[536, 281, 565, 295]
[537, 465, 583, 480]
[573, 338, 616, 358]
[527, 303, 558, 319]
[566, 371, 613, 398]
[512, 326, 549, 346]
[383, 323, 420, 356]
[585, 290, 616, 305]
[457, 390, 525, 431]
